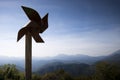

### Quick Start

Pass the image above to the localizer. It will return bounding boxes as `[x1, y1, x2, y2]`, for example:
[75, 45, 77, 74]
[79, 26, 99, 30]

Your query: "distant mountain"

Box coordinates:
[34, 49, 120, 76]
[100, 49, 120, 64]
[32, 54, 105, 71]
[50, 54, 105, 64]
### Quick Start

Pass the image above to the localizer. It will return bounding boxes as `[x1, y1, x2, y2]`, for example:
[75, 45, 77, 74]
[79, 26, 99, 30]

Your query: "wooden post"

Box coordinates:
[17, 6, 48, 80]
[25, 32, 32, 80]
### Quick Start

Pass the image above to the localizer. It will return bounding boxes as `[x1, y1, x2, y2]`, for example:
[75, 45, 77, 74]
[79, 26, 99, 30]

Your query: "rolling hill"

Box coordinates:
[35, 62, 94, 76]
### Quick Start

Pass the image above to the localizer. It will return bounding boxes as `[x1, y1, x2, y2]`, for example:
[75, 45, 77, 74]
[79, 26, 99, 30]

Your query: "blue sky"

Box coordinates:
[0, 0, 120, 57]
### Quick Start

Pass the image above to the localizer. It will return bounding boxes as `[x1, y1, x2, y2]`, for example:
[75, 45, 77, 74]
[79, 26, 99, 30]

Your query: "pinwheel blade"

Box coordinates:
[17, 27, 29, 42]
[21, 6, 41, 24]
[31, 32, 44, 42]
[40, 13, 48, 33]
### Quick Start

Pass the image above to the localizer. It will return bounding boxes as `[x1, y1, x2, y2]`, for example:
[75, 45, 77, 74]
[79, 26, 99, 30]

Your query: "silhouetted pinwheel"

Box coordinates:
[17, 6, 48, 80]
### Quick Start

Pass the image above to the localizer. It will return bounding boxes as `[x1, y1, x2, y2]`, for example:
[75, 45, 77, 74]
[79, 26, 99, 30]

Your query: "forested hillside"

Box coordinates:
[0, 62, 120, 80]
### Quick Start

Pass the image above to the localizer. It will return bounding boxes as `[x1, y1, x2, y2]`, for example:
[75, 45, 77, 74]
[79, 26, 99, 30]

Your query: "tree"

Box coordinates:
[93, 62, 120, 80]
[32, 74, 41, 80]
[0, 66, 4, 80]
[0, 64, 20, 80]
[41, 69, 73, 80]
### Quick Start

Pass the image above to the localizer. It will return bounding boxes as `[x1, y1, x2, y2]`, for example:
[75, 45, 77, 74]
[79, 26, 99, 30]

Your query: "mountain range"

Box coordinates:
[0, 49, 120, 76]
[34, 49, 120, 76]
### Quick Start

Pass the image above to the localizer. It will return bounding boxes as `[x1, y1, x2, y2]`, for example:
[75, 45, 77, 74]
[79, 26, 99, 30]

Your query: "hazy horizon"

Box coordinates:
[0, 0, 120, 58]
[0, 49, 119, 59]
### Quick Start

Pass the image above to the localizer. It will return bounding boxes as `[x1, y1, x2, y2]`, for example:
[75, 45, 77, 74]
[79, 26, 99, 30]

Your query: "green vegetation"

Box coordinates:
[0, 62, 120, 80]
[0, 64, 23, 80]
[92, 62, 120, 80]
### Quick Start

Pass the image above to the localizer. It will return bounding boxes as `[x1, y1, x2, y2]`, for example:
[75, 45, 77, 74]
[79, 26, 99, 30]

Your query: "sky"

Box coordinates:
[0, 0, 120, 58]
